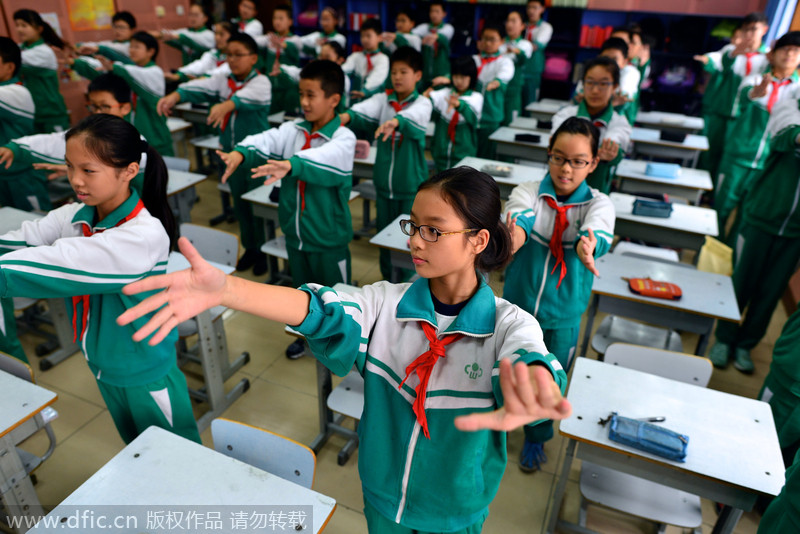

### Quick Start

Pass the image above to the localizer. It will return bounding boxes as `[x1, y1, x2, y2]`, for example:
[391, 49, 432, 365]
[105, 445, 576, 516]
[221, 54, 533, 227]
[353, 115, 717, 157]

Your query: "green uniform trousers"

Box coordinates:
[523, 74, 542, 107]
[376, 195, 415, 281]
[699, 113, 729, 185]
[0, 173, 52, 213]
[714, 162, 757, 244]
[96, 364, 201, 445]
[503, 84, 522, 126]
[0, 297, 28, 364]
[524, 326, 579, 444]
[226, 165, 266, 250]
[715, 224, 800, 350]
[364, 499, 485, 534]
[477, 124, 499, 160]
[287, 246, 351, 287]
[757, 448, 800, 534]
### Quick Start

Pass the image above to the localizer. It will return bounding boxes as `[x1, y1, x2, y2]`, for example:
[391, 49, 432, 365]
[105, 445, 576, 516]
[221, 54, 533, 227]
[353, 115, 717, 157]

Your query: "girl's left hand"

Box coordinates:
[597, 139, 619, 161]
[454, 360, 572, 432]
[576, 227, 600, 277]
[251, 159, 292, 184]
[375, 118, 399, 142]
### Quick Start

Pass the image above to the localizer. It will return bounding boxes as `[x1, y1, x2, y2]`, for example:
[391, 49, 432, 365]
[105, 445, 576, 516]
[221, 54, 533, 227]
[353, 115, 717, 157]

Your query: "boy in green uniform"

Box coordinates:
[340, 47, 432, 281]
[77, 11, 137, 64]
[158, 33, 271, 274]
[216, 60, 355, 359]
[473, 26, 515, 159]
[502, 11, 534, 125]
[412, 1, 454, 89]
[523, 0, 552, 105]
[708, 96, 800, 373]
[380, 10, 422, 54]
[255, 4, 301, 113]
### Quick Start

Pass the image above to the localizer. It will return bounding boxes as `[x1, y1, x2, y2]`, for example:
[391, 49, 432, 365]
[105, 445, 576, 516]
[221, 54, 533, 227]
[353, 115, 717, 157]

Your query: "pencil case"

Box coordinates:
[632, 199, 672, 218]
[538, 120, 553, 130]
[626, 277, 682, 300]
[481, 164, 512, 177]
[645, 162, 681, 179]
[660, 130, 687, 143]
[515, 133, 541, 144]
[608, 413, 688, 462]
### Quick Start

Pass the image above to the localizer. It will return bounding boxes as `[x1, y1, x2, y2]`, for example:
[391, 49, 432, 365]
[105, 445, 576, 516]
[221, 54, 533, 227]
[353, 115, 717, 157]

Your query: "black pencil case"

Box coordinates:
[515, 133, 541, 144]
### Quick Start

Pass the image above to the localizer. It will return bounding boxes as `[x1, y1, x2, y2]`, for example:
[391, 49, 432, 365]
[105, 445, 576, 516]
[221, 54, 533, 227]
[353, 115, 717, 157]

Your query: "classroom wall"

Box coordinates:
[586, 0, 768, 16]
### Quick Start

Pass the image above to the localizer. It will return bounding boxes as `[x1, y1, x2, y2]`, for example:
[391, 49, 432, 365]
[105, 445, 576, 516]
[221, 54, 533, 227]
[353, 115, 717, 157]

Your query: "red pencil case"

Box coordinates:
[626, 277, 682, 300]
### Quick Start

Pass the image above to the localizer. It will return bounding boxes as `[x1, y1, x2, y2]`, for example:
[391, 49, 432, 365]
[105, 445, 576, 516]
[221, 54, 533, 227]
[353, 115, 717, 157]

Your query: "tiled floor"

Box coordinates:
[12, 172, 784, 534]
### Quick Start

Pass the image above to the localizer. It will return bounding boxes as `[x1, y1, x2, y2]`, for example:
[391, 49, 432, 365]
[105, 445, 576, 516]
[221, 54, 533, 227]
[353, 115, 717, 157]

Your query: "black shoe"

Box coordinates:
[236, 248, 260, 271]
[286, 339, 305, 360]
[252, 252, 268, 276]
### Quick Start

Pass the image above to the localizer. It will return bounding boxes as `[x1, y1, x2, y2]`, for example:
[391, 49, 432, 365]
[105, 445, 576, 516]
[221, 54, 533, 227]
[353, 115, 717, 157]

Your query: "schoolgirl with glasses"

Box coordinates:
[503, 116, 615, 473]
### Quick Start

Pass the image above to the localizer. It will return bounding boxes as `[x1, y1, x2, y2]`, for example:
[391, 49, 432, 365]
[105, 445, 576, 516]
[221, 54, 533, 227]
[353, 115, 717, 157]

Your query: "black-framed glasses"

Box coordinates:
[399, 219, 479, 243]
[548, 154, 592, 169]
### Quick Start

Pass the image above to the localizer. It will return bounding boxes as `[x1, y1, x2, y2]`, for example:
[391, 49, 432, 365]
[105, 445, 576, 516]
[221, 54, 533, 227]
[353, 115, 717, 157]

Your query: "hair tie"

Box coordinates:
[140, 139, 149, 153]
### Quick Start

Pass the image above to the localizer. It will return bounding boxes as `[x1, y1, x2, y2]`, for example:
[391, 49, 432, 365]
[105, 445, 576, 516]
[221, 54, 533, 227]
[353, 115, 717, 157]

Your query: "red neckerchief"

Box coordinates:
[221, 74, 251, 132]
[387, 89, 411, 147]
[364, 50, 378, 73]
[297, 130, 321, 213]
[525, 19, 541, 42]
[543, 196, 574, 289]
[478, 54, 500, 77]
[399, 322, 463, 439]
[238, 21, 246, 32]
[767, 78, 792, 113]
[447, 92, 460, 143]
[71, 199, 145, 343]
[429, 24, 440, 54]
[744, 52, 758, 76]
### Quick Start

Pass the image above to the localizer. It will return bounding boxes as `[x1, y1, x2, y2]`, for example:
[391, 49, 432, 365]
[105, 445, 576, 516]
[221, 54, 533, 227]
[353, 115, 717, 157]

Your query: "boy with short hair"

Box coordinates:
[77, 11, 137, 64]
[256, 4, 301, 70]
[381, 10, 421, 54]
[300, 7, 346, 58]
[233, 0, 264, 37]
[413, 1, 454, 88]
[158, 33, 271, 274]
[340, 46, 432, 280]
[342, 18, 389, 101]
[523, 0, 552, 105]
[217, 59, 356, 358]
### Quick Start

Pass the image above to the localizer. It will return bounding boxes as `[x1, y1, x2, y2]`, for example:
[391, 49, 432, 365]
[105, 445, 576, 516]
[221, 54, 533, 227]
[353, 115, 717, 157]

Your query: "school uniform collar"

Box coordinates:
[765, 66, 800, 83]
[229, 68, 258, 83]
[295, 115, 341, 139]
[506, 36, 523, 44]
[387, 89, 419, 104]
[187, 27, 207, 33]
[576, 100, 614, 126]
[322, 31, 339, 39]
[71, 190, 143, 230]
[396, 277, 496, 337]
[539, 173, 593, 204]
[480, 52, 501, 59]
[21, 38, 44, 50]
[0, 76, 22, 87]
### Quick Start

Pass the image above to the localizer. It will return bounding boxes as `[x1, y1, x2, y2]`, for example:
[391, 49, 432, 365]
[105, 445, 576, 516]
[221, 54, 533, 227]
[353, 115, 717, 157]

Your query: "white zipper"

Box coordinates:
[533, 249, 551, 316]
[295, 186, 303, 250]
[779, 181, 800, 236]
[395, 421, 422, 523]
[387, 136, 396, 199]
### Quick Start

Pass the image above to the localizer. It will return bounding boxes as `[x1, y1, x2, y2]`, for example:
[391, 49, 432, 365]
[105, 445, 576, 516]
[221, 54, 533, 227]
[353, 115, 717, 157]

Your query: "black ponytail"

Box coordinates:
[14, 9, 65, 49]
[65, 115, 176, 249]
[418, 167, 513, 272]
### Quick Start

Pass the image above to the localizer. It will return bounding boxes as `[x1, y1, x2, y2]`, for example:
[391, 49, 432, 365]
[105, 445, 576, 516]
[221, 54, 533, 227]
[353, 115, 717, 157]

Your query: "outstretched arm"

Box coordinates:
[118, 237, 310, 344]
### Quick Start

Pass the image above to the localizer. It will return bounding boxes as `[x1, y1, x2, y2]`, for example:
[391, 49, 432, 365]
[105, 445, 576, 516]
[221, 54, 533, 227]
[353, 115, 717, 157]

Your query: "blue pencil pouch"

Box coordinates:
[632, 199, 673, 218]
[608, 413, 688, 462]
[645, 162, 681, 179]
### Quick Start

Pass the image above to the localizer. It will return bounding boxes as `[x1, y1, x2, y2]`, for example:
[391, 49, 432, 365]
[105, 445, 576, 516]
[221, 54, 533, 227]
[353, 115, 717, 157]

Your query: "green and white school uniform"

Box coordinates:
[0, 191, 201, 445]
[716, 72, 800, 240]
[342, 49, 390, 98]
[232, 17, 264, 38]
[295, 278, 567, 531]
[473, 52, 514, 159]
[299, 31, 347, 58]
[503, 177, 614, 443]
[19, 39, 69, 133]
[501, 37, 533, 125]
[178, 68, 271, 251]
[428, 87, 483, 172]
[413, 22, 454, 88]
[254, 32, 301, 111]
[523, 19, 553, 105]
[551, 102, 631, 194]
[381, 32, 422, 55]
[715, 98, 800, 352]
[234, 117, 355, 286]
[77, 39, 132, 64]
[346, 89, 432, 280]
[164, 27, 215, 64]
[176, 49, 229, 82]
[0, 77, 39, 213]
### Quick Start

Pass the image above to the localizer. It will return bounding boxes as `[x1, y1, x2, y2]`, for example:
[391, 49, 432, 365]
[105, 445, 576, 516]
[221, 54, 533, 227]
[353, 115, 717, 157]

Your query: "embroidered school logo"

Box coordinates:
[465, 362, 483, 379]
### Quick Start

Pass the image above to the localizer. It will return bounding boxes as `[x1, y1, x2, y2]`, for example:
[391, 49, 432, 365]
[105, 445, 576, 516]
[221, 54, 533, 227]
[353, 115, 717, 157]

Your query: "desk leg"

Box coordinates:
[0, 434, 45, 533]
[580, 295, 599, 357]
[545, 438, 576, 534]
[711, 505, 743, 534]
[695, 324, 712, 356]
[310, 359, 334, 453]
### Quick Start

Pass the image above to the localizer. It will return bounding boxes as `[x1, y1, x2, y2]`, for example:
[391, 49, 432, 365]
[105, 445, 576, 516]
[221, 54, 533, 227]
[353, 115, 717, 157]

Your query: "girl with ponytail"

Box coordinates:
[13, 9, 70, 132]
[119, 166, 571, 533]
[503, 116, 616, 473]
[0, 114, 200, 445]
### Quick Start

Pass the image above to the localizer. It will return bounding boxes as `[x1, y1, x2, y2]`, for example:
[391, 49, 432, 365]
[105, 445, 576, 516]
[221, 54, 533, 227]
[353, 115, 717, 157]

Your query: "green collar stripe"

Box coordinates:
[71, 190, 142, 228]
[426, 389, 495, 399]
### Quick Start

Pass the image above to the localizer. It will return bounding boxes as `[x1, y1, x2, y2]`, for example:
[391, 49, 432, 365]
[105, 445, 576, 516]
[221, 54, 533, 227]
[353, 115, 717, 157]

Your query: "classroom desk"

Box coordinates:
[167, 117, 193, 158]
[369, 214, 411, 283]
[455, 157, 547, 199]
[524, 98, 570, 121]
[580, 252, 740, 357]
[0, 369, 57, 533]
[0, 208, 80, 371]
[615, 159, 713, 205]
[175, 101, 208, 126]
[353, 145, 377, 181]
[508, 116, 540, 131]
[546, 358, 784, 534]
[635, 111, 705, 134]
[242, 185, 360, 284]
[610, 192, 718, 253]
[27, 426, 337, 534]
[167, 169, 207, 224]
[489, 126, 550, 163]
[630, 127, 709, 168]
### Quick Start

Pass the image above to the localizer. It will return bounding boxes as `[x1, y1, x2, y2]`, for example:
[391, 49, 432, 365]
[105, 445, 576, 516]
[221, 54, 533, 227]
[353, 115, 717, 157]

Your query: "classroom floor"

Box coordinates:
[11, 174, 786, 534]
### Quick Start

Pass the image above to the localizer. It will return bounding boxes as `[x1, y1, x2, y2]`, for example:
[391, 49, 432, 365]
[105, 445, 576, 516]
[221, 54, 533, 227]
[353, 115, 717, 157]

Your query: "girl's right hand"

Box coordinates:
[216, 150, 244, 184]
[597, 139, 619, 162]
[118, 237, 228, 345]
[506, 212, 526, 254]
[0, 147, 14, 169]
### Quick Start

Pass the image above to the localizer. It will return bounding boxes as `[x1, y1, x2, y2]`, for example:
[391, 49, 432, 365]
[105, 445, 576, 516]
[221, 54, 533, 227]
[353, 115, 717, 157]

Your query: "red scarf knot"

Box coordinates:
[297, 130, 321, 213]
[543, 196, 574, 289]
[767, 78, 792, 113]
